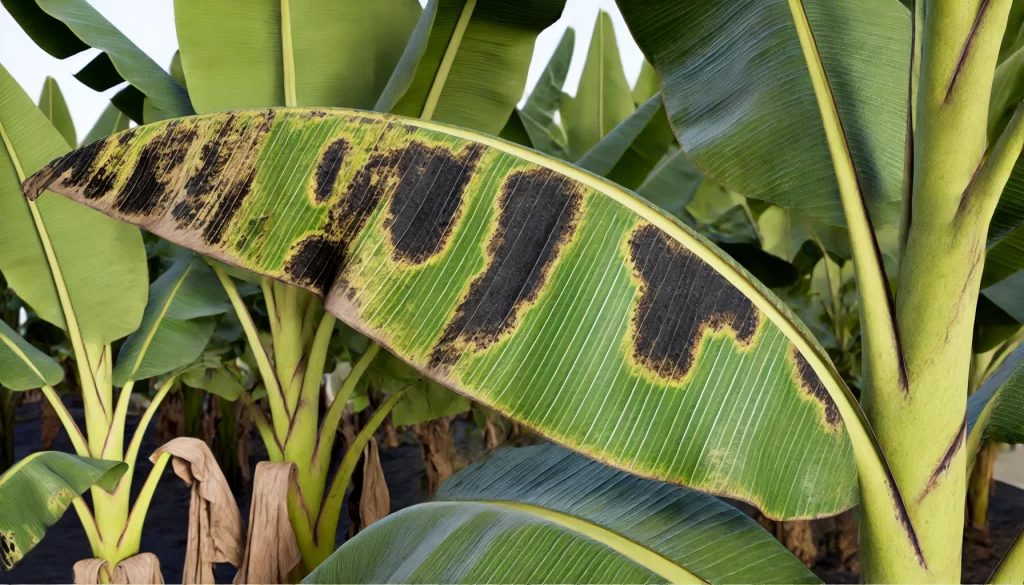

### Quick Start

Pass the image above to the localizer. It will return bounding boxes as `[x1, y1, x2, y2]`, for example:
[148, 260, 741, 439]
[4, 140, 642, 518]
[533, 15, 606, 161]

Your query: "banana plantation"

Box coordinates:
[2, 0, 1024, 583]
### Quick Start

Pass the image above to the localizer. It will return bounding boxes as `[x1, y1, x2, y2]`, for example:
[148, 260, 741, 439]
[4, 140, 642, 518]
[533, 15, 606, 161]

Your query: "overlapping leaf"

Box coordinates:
[305, 444, 819, 584]
[0, 319, 62, 391]
[968, 344, 1024, 451]
[112, 257, 229, 386]
[616, 0, 909, 227]
[561, 11, 635, 160]
[0, 64, 147, 346]
[175, 0, 421, 112]
[384, 0, 565, 135]
[37, 77, 74, 147]
[3, 0, 193, 122]
[0, 452, 126, 569]
[520, 28, 574, 158]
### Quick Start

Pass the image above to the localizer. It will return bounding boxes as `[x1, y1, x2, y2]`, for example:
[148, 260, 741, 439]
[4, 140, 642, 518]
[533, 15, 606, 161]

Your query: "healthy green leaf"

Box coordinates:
[0, 319, 63, 391]
[0, 451, 126, 569]
[2, 0, 193, 121]
[25, 109, 919, 537]
[968, 344, 1024, 450]
[632, 60, 660, 105]
[520, 27, 574, 158]
[36, 77, 74, 147]
[304, 444, 820, 584]
[81, 103, 129, 146]
[561, 11, 635, 160]
[617, 0, 909, 227]
[175, 0, 421, 112]
[180, 358, 244, 401]
[387, 0, 565, 135]
[984, 270, 1024, 324]
[498, 109, 533, 148]
[375, 0, 439, 113]
[112, 257, 229, 386]
[579, 93, 676, 191]
[635, 149, 703, 217]
[0, 63, 148, 345]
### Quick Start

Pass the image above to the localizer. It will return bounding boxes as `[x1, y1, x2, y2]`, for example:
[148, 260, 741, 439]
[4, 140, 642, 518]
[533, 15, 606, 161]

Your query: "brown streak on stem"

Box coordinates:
[917, 415, 967, 503]
[944, 0, 992, 103]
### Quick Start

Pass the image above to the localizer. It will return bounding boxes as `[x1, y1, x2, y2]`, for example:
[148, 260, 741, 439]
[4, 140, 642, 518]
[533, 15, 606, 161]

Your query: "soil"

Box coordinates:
[5, 396, 1023, 584]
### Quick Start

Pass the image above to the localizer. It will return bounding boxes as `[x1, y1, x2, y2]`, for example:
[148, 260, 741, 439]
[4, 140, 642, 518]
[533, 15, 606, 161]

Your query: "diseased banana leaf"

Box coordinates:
[617, 0, 909, 228]
[175, 0, 421, 112]
[385, 0, 565, 135]
[2, 0, 193, 122]
[0, 451, 126, 569]
[304, 444, 820, 584]
[0, 319, 63, 391]
[25, 109, 918, 537]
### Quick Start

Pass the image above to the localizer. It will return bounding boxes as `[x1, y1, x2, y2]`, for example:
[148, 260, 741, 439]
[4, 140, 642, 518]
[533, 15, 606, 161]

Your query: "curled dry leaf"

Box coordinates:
[151, 437, 243, 584]
[414, 417, 454, 495]
[73, 553, 164, 584]
[359, 437, 389, 531]
[234, 462, 300, 585]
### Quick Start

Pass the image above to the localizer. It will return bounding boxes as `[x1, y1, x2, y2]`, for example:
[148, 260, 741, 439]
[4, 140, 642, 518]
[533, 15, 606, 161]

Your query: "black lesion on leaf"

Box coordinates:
[285, 129, 406, 294]
[385, 141, 485, 263]
[0, 531, 16, 569]
[627, 224, 761, 382]
[314, 138, 350, 203]
[25, 137, 112, 201]
[170, 110, 276, 246]
[114, 120, 199, 216]
[792, 347, 841, 430]
[429, 168, 583, 367]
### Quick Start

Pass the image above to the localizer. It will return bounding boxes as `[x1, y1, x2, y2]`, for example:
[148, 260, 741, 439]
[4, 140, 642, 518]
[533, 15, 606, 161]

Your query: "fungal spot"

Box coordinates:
[314, 138, 350, 202]
[46, 488, 74, 514]
[114, 119, 200, 216]
[385, 141, 485, 263]
[627, 224, 761, 381]
[27, 136, 125, 201]
[792, 347, 841, 430]
[171, 110, 276, 245]
[285, 128, 406, 293]
[307, 110, 328, 118]
[1, 531, 19, 569]
[430, 168, 583, 366]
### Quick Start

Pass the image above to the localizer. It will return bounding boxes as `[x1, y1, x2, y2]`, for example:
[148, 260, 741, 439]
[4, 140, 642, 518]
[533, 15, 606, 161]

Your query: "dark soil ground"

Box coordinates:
[5, 396, 1023, 584]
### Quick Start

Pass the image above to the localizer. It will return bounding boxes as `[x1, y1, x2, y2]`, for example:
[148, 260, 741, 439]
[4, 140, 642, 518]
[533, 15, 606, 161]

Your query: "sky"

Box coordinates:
[0, 0, 644, 139]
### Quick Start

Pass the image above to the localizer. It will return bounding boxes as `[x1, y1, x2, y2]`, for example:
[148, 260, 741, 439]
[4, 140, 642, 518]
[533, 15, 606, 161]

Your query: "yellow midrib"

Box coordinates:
[126, 262, 193, 380]
[461, 500, 706, 584]
[281, 0, 297, 107]
[421, 0, 477, 121]
[0, 119, 104, 416]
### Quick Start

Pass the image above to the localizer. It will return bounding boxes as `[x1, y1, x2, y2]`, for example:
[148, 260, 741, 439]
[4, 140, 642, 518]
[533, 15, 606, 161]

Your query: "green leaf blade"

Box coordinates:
[0, 64, 148, 346]
[0, 320, 63, 391]
[0, 452, 127, 569]
[305, 444, 819, 584]
[617, 0, 910, 227]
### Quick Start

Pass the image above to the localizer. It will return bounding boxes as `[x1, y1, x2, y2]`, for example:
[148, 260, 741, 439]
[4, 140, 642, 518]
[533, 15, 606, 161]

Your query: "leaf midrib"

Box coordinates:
[451, 500, 707, 584]
[420, 0, 477, 121]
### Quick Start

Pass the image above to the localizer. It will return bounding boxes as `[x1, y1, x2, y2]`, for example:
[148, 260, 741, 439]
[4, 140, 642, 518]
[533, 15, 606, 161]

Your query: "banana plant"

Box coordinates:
[12, 1, 1024, 585]
[0, 67, 228, 574]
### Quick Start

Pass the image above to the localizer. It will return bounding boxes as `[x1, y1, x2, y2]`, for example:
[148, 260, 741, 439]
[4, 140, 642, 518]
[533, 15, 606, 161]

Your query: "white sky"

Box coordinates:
[0, 0, 644, 139]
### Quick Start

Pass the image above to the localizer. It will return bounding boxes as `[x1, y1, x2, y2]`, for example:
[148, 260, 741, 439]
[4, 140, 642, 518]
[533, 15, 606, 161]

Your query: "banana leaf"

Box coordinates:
[36, 77, 75, 147]
[0, 319, 63, 391]
[23, 108, 923, 559]
[0, 451, 126, 569]
[304, 444, 819, 584]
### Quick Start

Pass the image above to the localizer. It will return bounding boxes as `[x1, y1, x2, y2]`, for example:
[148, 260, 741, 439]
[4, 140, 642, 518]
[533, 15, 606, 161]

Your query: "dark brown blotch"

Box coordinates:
[385, 141, 485, 264]
[314, 138, 350, 202]
[114, 120, 199, 216]
[627, 224, 761, 382]
[430, 168, 583, 366]
[170, 110, 276, 245]
[792, 348, 841, 430]
[285, 127, 404, 294]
